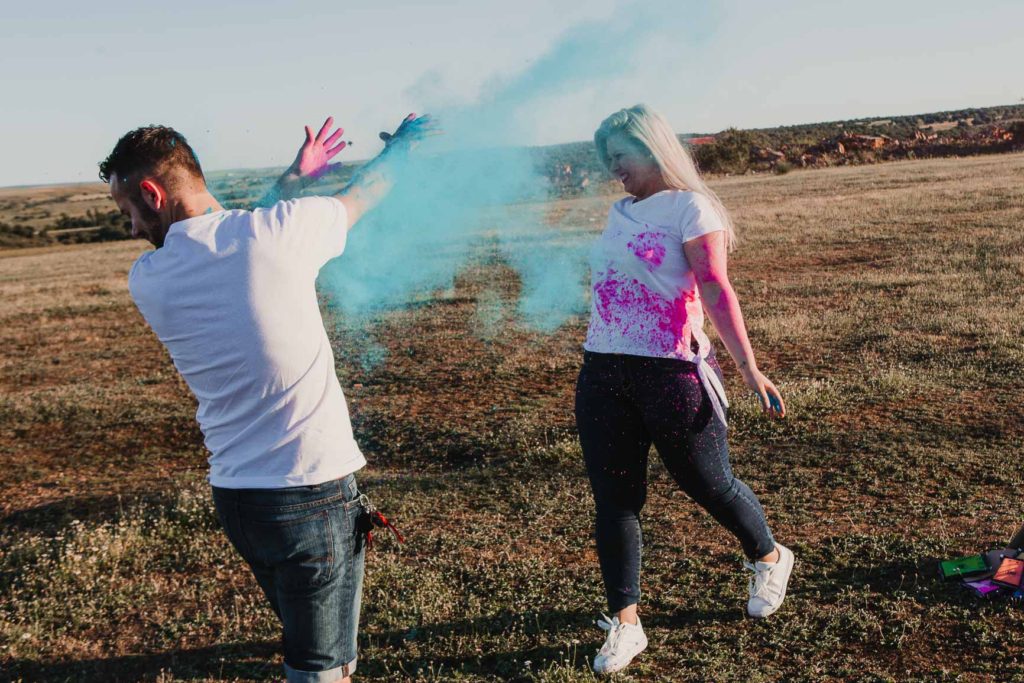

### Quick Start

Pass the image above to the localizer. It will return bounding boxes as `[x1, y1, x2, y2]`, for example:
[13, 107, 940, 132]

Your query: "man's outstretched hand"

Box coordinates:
[256, 117, 349, 208]
[378, 113, 437, 150]
[336, 113, 437, 227]
[290, 116, 348, 182]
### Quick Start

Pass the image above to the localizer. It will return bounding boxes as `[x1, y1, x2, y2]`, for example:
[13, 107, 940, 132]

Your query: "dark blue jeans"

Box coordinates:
[212, 474, 366, 682]
[575, 351, 775, 613]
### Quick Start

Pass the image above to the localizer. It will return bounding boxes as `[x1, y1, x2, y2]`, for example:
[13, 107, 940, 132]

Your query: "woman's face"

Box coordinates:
[605, 132, 664, 200]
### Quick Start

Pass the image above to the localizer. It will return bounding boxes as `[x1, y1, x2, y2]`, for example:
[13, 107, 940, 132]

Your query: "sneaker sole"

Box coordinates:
[593, 637, 649, 675]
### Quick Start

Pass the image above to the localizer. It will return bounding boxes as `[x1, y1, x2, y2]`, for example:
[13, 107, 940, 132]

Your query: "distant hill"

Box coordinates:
[206, 103, 1024, 203]
[3, 103, 1024, 248]
[532, 103, 1024, 189]
[742, 103, 1024, 146]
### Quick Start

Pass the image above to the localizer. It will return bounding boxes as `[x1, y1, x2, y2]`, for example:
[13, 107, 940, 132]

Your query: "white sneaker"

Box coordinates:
[744, 543, 795, 618]
[592, 613, 648, 675]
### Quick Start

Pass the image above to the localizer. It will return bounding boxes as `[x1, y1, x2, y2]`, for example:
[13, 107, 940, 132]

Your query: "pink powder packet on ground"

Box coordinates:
[964, 579, 1004, 597]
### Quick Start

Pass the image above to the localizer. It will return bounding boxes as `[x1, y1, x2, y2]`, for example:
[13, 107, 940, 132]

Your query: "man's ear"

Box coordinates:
[139, 179, 166, 211]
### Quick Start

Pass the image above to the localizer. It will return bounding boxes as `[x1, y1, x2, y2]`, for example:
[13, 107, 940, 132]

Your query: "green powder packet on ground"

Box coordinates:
[939, 555, 988, 579]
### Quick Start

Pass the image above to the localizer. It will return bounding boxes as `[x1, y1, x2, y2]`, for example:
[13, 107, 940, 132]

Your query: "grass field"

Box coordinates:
[2, 153, 1024, 682]
[0, 183, 113, 232]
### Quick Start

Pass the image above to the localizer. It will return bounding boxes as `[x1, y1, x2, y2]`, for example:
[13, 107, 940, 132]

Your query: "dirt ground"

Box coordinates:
[2, 154, 1024, 681]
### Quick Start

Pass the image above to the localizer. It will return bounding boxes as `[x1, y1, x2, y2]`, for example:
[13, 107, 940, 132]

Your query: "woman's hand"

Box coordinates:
[685, 231, 785, 421]
[739, 365, 786, 419]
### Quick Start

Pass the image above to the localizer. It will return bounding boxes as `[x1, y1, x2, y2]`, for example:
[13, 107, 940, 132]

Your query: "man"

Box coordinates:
[100, 113, 431, 683]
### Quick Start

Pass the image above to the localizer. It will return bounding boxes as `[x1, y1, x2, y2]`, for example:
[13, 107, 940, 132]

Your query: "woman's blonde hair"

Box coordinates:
[595, 104, 737, 250]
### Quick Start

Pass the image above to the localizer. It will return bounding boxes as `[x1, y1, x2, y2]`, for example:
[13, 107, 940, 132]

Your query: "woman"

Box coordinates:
[576, 105, 793, 675]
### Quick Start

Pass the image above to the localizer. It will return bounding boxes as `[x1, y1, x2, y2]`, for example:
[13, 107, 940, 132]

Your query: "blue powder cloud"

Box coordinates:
[318, 1, 709, 345]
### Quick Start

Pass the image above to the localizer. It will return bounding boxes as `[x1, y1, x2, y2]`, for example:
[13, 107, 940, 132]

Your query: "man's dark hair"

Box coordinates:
[98, 126, 206, 191]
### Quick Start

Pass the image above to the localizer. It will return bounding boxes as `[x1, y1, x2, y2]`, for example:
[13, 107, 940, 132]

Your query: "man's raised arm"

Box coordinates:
[335, 113, 435, 227]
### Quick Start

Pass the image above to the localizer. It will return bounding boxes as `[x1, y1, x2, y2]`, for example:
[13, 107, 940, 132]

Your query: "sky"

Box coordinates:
[1, 0, 1022, 187]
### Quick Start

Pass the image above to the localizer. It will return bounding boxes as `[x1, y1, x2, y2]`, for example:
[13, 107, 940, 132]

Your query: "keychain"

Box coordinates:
[355, 494, 405, 550]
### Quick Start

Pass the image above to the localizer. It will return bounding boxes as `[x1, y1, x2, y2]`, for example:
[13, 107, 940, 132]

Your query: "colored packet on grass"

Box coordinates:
[963, 579, 1004, 597]
[939, 555, 988, 579]
[967, 548, 1021, 581]
[992, 557, 1024, 588]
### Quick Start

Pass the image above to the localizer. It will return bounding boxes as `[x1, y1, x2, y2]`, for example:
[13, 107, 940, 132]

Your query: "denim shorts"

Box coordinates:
[212, 474, 366, 682]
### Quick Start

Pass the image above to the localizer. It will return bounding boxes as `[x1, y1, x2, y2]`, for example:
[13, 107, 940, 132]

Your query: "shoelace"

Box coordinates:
[596, 614, 625, 655]
[744, 561, 775, 600]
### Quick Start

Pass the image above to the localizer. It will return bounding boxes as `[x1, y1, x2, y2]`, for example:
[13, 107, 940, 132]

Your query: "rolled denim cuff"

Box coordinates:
[285, 656, 357, 682]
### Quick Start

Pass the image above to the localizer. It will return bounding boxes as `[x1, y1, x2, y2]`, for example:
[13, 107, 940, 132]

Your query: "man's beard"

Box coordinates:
[139, 203, 166, 248]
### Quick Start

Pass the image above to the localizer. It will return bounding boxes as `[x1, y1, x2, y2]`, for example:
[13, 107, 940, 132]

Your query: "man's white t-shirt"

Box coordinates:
[129, 196, 366, 489]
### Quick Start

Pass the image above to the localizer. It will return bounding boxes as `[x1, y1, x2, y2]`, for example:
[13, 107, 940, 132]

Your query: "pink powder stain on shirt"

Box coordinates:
[667, 290, 698, 336]
[590, 268, 694, 355]
[593, 274, 626, 326]
[627, 232, 666, 271]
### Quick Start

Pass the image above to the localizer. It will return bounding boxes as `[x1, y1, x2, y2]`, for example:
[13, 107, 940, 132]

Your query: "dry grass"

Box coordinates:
[0, 182, 114, 232]
[2, 154, 1024, 681]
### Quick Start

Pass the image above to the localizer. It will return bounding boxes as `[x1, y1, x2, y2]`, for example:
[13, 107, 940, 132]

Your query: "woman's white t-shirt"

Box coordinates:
[584, 189, 731, 424]
[585, 189, 725, 359]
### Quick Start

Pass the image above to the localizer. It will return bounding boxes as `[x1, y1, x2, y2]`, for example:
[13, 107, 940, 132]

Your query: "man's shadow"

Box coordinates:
[7, 609, 630, 682]
[2, 491, 177, 535]
[357, 608, 600, 680]
[4, 640, 279, 683]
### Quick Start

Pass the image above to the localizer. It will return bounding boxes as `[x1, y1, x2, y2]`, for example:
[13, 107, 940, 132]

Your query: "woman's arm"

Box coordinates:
[683, 231, 786, 418]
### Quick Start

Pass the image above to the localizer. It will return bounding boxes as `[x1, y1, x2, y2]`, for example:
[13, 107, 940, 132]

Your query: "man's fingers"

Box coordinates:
[378, 113, 439, 149]
[394, 113, 419, 135]
[393, 115, 440, 142]
[304, 126, 315, 144]
[325, 141, 347, 158]
[323, 128, 345, 149]
[315, 117, 334, 142]
[405, 114, 434, 129]
[408, 116, 442, 137]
